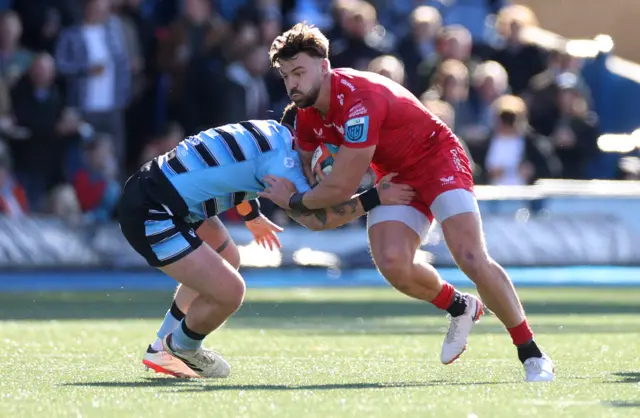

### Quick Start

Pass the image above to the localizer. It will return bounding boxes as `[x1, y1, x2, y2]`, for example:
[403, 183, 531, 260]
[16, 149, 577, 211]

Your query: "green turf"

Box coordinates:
[1, 287, 639, 418]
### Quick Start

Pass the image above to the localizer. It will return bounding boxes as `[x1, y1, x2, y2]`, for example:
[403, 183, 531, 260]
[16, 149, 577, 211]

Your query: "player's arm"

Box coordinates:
[294, 99, 385, 210]
[285, 196, 365, 231]
[296, 146, 316, 187]
[274, 169, 412, 231]
[282, 102, 318, 186]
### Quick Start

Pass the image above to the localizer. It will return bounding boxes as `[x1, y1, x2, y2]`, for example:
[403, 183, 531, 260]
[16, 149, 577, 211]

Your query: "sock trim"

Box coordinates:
[430, 282, 455, 310]
[508, 319, 534, 346]
[181, 319, 206, 341]
[170, 301, 185, 320]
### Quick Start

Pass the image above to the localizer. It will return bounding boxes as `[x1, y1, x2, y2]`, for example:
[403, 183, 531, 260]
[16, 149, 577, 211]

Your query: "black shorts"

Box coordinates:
[117, 160, 205, 267]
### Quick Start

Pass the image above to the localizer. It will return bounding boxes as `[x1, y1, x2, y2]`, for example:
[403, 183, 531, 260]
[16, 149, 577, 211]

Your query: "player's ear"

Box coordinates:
[321, 58, 330, 74]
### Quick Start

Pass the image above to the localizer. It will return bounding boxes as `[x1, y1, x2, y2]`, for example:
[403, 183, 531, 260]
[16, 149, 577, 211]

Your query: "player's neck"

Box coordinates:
[313, 72, 333, 117]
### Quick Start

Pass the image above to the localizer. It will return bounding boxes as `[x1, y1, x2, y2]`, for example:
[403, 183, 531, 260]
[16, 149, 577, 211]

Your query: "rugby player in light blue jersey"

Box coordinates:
[117, 119, 415, 378]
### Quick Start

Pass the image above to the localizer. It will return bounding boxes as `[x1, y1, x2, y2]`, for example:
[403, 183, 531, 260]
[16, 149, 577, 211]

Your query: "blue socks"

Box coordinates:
[170, 319, 206, 351]
[156, 301, 185, 340]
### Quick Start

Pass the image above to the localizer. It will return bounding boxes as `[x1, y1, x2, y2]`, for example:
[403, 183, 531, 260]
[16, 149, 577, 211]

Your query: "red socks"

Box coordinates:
[508, 319, 534, 346]
[430, 282, 455, 310]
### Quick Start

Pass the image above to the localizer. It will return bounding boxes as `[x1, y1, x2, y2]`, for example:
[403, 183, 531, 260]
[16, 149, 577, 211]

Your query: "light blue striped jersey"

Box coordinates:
[156, 120, 311, 223]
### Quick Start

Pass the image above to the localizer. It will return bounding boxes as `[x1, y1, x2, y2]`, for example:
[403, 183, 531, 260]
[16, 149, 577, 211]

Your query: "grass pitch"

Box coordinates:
[0, 286, 639, 418]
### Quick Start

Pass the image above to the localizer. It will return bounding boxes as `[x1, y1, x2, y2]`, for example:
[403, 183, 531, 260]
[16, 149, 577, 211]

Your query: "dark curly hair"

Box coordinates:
[269, 22, 329, 67]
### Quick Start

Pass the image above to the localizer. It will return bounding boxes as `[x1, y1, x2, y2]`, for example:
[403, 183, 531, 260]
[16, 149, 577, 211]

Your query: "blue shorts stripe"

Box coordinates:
[144, 219, 175, 237]
[150, 232, 192, 262]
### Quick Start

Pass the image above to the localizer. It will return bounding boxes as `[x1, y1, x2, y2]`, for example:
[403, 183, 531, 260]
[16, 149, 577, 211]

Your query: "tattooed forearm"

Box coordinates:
[285, 196, 364, 231]
[286, 207, 328, 228]
[330, 198, 358, 216]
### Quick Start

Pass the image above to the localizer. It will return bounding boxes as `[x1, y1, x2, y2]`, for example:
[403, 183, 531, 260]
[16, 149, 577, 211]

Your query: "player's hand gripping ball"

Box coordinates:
[311, 143, 376, 193]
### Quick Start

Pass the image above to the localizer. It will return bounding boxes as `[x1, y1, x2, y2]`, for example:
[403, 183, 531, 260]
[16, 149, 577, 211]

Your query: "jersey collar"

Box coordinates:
[324, 70, 340, 122]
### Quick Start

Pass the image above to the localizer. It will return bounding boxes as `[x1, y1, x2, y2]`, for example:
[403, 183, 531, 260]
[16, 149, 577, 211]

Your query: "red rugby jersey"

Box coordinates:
[295, 68, 462, 180]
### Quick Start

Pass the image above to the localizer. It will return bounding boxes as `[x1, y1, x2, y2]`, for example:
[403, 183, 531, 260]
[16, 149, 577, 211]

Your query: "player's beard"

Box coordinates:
[289, 81, 321, 109]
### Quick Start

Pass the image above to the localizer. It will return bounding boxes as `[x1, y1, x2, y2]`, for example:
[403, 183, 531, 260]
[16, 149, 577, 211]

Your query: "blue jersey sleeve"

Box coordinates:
[260, 149, 311, 194]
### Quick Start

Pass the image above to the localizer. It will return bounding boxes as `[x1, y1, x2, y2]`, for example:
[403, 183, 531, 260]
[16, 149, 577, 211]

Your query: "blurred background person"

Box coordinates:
[547, 72, 600, 179]
[55, 0, 131, 173]
[367, 54, 405, 86]
[483, 95, 561, 185]
[71, 133, 120, 224]
[491, 4, 547, 95]
[0, 10, 34, 87]
[9, 53, 81, 210]
[0, 141, 28, 217]
[395, 5, 441, 95]
[156, 0, 228, 133]
[223, 44, 271, 124]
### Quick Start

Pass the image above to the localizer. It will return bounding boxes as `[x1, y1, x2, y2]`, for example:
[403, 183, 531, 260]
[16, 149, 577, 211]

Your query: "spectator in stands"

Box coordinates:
[483, 95, 561, 185]
[491, 5, 547, 95]
[12, 0, 79, 54]
[0, 75, 24, 139]
[72, 133, 121, 224]
[367, 54, 406, 86]
[422, 97, 478, 177]
[415, 24, 475, 96]
[227, 11, 260, 62]
[112, 0, 157, 173]
[395, 5, 441, 95]
[548, 73, 600, 179]
[421, 59, 474, 134]
[112, 0, 145, 100]
[0, 141, 28, 217]
[224, 44, 272, 123]
[426, 0, 508, 59]
[0, 11, 34, 87]
[115, 0, 156, 76]
[48, 183, 83, 225]
[157, 0, 229, 132]
[55, 0, 131, 170]
[458, 60, 509, 158]
[525, 48, 590, 137]
[10, 53, 82, 210]
[257, 3, 284, 45]
[330, 0, 389, 70]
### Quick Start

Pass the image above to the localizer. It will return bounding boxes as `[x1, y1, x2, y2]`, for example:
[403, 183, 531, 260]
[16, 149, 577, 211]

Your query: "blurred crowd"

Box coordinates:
[0, 0, 624, 226]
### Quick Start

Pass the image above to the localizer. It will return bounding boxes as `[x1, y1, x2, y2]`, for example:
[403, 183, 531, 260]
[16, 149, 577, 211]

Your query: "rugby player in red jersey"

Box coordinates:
[259, 23, 554, 382]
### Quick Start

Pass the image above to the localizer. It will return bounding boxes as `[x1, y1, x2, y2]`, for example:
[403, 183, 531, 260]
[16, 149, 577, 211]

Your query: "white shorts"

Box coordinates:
[366, 189, 480, 244]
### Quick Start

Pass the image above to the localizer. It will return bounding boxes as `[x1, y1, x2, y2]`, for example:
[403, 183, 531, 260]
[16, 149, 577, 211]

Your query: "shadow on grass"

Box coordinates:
[60, 377, 515, 391]
[1, 291, 640, 321]
[604, 401, 640, 408]
[611, 372, 640, 384]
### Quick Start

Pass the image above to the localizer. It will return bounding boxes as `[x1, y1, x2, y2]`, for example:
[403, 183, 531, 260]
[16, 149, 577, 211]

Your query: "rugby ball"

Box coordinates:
[311, 143, 376, 192]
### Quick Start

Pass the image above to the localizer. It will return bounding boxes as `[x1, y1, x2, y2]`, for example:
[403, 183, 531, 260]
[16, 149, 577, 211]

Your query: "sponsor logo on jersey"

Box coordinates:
[348, 103, 368, 118]
[440, 176, 455, 186]
[344, 116, 369, 143]
[337, 93, 344, 105]
[340, 78, 356, 91]
[284, 157, 295, 168]
[450, 149, 463, 172]
[313, 128, 324, 138]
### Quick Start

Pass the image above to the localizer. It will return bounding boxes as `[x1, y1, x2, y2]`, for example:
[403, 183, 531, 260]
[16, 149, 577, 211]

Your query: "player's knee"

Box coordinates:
[215, 274, 246, 314]
[374, 246, 413, 282]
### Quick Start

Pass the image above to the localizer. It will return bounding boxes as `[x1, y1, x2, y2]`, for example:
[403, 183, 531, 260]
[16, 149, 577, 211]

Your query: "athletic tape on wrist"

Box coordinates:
[359, 188, 381, 212]
[243, 200, 261, 221]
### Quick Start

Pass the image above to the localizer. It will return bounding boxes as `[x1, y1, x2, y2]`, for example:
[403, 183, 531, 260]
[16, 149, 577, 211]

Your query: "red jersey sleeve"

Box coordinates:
[294, 109, 317, 153]
[341, 94, 388, 149]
